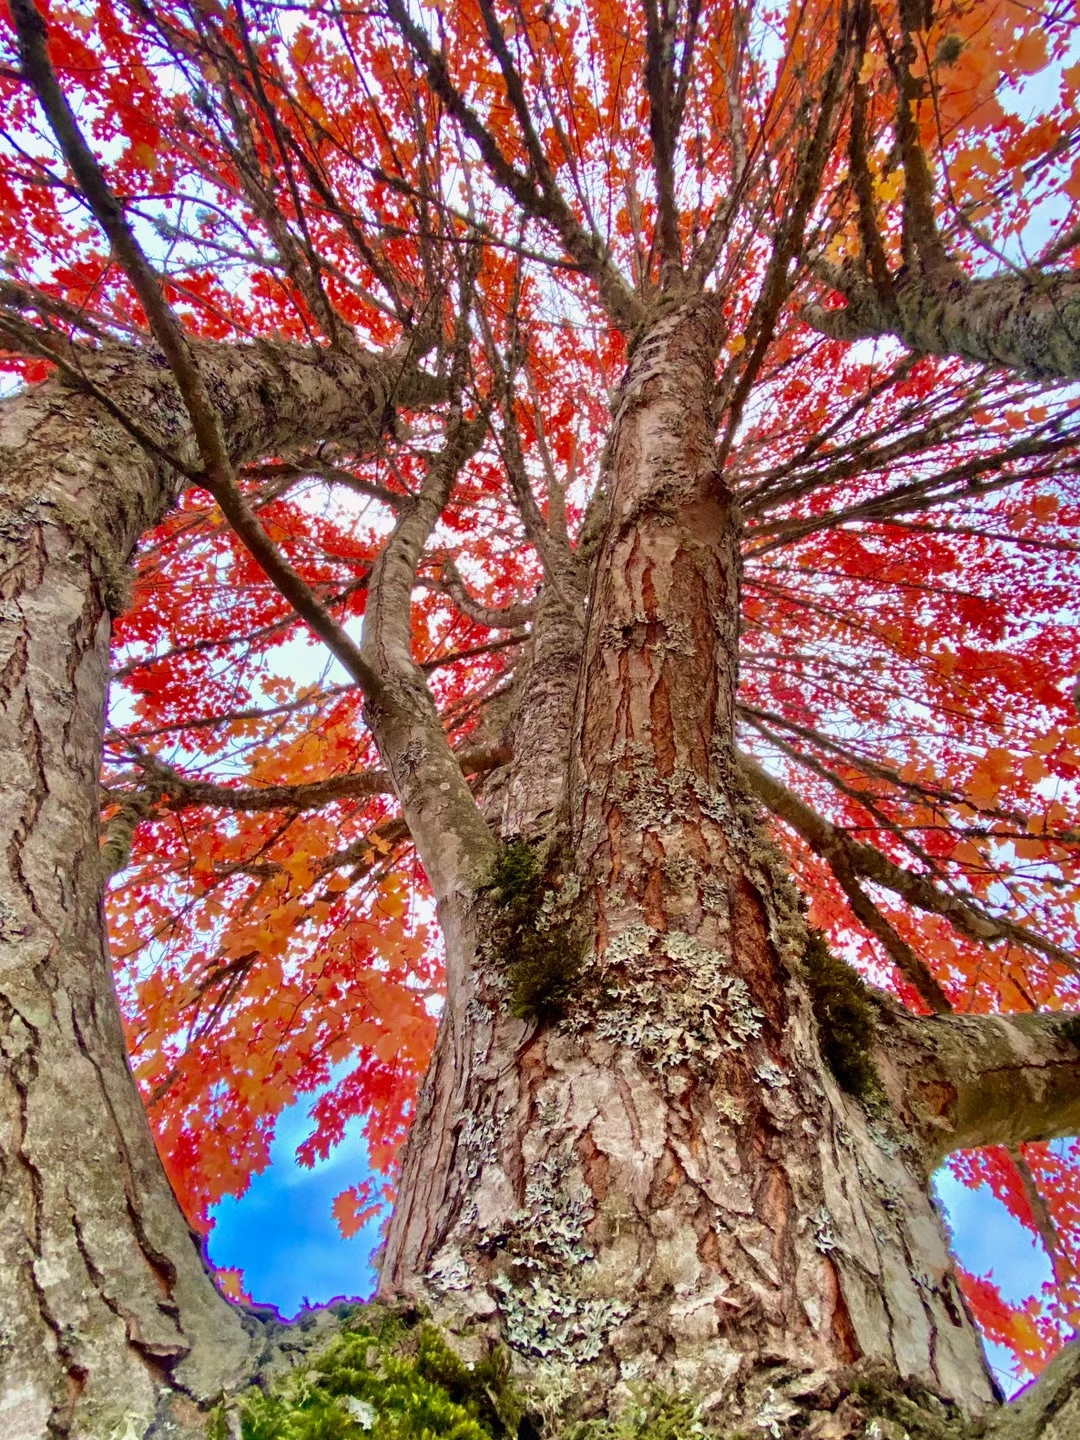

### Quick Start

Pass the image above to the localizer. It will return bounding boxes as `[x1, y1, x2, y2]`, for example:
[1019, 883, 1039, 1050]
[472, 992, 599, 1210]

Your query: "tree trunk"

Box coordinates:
[3, 325, 1075, 1439]
[0, 340, 436, 1439]
[380, 300, 999, 1427]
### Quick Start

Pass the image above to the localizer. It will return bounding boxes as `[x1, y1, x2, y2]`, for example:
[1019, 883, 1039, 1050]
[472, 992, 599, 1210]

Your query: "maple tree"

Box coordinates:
[2, 0, 1080, 1435]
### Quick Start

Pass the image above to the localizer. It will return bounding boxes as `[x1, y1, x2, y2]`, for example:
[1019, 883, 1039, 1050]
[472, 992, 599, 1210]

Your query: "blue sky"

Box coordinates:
[934, 1168, 1052, 1395]
[207, 1090, 382, 1318]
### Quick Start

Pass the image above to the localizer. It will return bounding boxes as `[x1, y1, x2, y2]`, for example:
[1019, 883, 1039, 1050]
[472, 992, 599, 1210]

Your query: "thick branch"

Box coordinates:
[643, 0, 683, 283]
[104, 747, 507, 818]
[435, 557, 537, 630]
[876, 1002, 1080, 1171]
[362, 408, 499, 910]
[14, 0, 446, 707]
[805, 267, 1080, 380]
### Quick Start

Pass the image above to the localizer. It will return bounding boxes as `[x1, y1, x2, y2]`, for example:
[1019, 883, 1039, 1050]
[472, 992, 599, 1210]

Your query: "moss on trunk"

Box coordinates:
[217, 1306, 998, 1440]
[485, 841, 584, 1022]
[801, 930, 882, 1102]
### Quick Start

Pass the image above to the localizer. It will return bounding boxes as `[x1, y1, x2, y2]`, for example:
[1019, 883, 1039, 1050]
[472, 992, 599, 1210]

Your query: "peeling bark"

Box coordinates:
[0, 339, 439, 1438]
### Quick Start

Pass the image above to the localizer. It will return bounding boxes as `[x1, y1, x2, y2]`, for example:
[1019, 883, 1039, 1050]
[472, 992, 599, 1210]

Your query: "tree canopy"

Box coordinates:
[2, 0, 1080, 1386]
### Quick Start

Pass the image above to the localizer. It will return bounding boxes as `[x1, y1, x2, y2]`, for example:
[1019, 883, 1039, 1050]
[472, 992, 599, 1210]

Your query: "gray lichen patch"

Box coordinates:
[493, 1276, 632, 1365]
[425, 1144, 634, 1369]
[493, 1155, 620, 1360]
[596, 743, 743, 837]
[476, 1149, 596, 1274]
[598, 613, 696, 657]
[565, 924, 763, 1077]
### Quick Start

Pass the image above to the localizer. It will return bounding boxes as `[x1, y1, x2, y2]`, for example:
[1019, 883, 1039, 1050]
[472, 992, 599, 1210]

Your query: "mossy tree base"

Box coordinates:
[193, 1306, 1078, 1440]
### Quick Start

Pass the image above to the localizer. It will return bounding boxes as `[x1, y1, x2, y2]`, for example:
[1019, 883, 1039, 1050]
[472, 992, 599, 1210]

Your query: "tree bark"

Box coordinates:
[805, 268, 1080, 379]
[378, 302, 1001, 1427]
[5, 325, 1080, 1439]
[874, 1004, 1080, 1170]
[0, 339, 438, 1439]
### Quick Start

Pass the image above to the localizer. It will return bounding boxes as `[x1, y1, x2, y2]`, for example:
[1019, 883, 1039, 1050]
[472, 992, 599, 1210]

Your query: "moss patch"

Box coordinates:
[565, 1391, 701, 1440]
[803, 930, 881, 1101]
[1058, 1013, 1080, 1052]
[221, 1312, 992, 1440]
[487, 842, 583, 1023]
[849, 1364, 976, 1440]
[233, 1313, 522, 1440]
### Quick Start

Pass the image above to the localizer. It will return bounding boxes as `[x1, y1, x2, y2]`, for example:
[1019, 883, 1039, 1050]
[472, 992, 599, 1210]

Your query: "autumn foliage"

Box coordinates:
[2, 0, 1080, 1382]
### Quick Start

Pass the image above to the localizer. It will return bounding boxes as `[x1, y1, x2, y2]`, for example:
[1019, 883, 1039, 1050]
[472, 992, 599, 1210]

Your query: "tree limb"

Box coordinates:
[103, 747, 508, 818]
[433, 557, 537, 630]
[360, 314, 500, 908]
[987, 1334, 1080, 1439]
[804, 266, 1080, 381]
[876, 1002, 1080, 1171]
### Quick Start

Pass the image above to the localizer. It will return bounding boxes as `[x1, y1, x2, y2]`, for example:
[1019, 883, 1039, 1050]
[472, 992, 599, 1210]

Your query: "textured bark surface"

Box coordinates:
[988, 1340, 1080, 1440]
[875, 1005, 1080, 1169]
[499, 580, 585, 841]
[378, 304, 998, 1426]
[0, 341, 437, 1439]
[805, 267, 1080, 379]
[4, 325, 1079, 1440]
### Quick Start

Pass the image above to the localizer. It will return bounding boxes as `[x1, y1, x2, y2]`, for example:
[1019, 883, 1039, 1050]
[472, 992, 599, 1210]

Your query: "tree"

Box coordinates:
[1, 0, 1080, 1436]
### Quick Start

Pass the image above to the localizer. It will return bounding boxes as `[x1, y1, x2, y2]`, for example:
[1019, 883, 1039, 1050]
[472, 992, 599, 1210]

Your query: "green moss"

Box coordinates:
[221, 1314, 991, 1440]
[487, 843, 583, 1024]
[566, 1391, 701, 1440]
[491, 841, 543, 908]
[413, 1324, 523, 1438]
[1058, 1013, 1080, 1051]
[850, 1365, 975, 1440]
[803, 931, 881, 1101]
[235, 1315, 522, 1440]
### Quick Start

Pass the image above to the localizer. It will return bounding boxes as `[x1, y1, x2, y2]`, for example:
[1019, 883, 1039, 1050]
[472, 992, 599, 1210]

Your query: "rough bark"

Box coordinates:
[500, 579, 586, 842]
[804, 268, 1080, 379]
[378, 302, 999, 1427]
[988, 1339, 1080, 1440]
[875, 1004, 1080, 1171]
[0, 338, 439, 1439]
[359, 413, 501, 977]
[5, 323, 1080, 1440]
